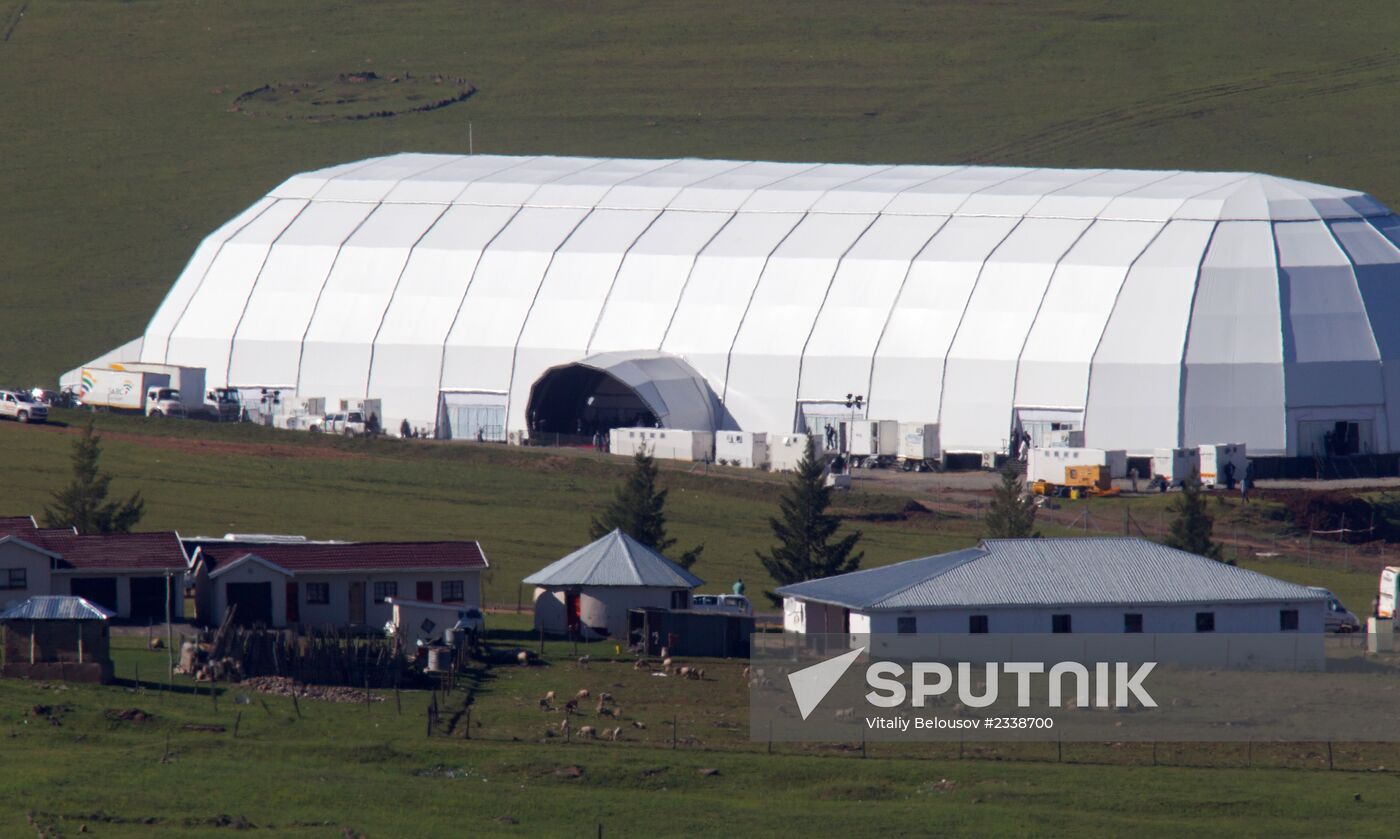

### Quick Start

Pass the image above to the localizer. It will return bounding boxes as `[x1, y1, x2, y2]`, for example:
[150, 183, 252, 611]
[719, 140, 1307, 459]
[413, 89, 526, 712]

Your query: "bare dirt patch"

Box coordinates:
[229, 70, 475, 122]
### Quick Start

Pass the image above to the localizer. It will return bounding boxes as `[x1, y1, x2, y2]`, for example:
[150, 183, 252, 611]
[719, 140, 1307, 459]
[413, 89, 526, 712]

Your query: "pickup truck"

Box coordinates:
[0, 390, 48, 423]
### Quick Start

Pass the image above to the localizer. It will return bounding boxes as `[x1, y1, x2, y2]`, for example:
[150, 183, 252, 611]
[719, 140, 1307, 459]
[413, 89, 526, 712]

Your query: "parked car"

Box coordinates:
[0, 389, 48, 423]
[310, 411, 368, 436]
[690, 594, 753, 616]
[1309, 587, 1362, 633]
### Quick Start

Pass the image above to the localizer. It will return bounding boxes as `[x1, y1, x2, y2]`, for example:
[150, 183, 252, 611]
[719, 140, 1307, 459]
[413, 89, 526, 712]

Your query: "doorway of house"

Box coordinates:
[70, 577, 119, 614]
[566, 590, 581, 637]
[226, 582, 273, 626]
[348, 581, 366, 624]
[129, 576, 171, 621]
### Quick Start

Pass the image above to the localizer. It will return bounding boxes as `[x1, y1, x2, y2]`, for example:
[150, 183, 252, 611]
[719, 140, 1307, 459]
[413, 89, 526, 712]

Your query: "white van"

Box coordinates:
[1307, 587, 1361, 633]
[690, 594, 753, 617]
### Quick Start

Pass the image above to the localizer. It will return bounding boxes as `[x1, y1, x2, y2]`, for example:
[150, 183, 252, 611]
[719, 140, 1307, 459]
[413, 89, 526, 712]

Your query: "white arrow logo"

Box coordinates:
[787, 646, 866, 720]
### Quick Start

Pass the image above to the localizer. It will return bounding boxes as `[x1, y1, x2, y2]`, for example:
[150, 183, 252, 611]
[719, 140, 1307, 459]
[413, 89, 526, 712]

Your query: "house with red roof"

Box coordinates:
[186, 537, 488, 628]
[0, 516, 188, 621]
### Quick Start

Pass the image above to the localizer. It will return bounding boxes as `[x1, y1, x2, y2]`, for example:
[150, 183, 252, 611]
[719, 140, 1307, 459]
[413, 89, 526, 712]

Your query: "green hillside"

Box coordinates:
[4, 1, 1400, 385]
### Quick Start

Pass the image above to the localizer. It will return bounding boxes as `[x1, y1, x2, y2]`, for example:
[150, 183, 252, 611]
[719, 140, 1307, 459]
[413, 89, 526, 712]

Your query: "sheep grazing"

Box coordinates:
[577, 655, 591, 669]
[543, 690, 556, 703]
[516, 650, 531, 666]
[742, 666, 752, 680]
[608, 726, 622, 741]
[578, 725, 597, 739]
[598, 705, 619, 719]
[631, 720, 647, 730]
[632, 659, 648, 671]
[559, 718, 571, 735]
[676, 666, 691, 678]
[538, 697, 555, 711]
[575, 688, 591, 700]
[563, 699, 579, 714]
[661, 657, 673, 668]
[599, 692, 614, 702]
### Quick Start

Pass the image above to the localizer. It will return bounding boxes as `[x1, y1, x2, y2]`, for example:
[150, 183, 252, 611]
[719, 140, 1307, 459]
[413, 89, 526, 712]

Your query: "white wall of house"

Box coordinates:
[533, 585, 685, 638]
[0, 541, 53, 611]
[204, 566, 481, 628]
[782, 597, 848, 635]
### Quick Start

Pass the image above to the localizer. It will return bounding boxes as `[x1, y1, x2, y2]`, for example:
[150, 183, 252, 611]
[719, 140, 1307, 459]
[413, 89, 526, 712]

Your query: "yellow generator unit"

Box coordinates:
[1063, 465, 1112, 491]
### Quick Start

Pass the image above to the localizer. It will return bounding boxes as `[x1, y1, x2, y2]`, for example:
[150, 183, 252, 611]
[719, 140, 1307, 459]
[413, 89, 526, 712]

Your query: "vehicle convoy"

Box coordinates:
[0, 390, 48, 423]
[1308, 587, 1362, 633]
[78, 364, 207, 417]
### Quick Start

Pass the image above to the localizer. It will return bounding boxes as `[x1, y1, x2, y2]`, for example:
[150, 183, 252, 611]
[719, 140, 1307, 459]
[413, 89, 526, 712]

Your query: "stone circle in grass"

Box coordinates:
[229, 71, 475, 122]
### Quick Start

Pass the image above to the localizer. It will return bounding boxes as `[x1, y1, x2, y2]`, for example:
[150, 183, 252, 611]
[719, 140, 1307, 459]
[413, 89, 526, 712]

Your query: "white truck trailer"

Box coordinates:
[1197, 443, 1248, 488]
[1152, 447, 1201, 486]
[78, 366, 191, 417]
[609, 427, 714, 462]
[770, 433, 822, 472]
[1028, 447, 1129, 484]
[107, 363, 207, 416]
[841, 419, 899, 468]
[896, 422, 941, 471]
[716, 431, 769, 468]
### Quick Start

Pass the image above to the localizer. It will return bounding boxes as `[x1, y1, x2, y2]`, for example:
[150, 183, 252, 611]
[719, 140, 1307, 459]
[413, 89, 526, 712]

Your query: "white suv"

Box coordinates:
[0, 390, 48, 424]
[691, 594, 753, 616]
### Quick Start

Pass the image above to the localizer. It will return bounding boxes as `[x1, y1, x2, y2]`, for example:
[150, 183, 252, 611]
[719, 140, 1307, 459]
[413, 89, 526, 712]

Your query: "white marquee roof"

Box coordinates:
[125, 153, 1400, 456]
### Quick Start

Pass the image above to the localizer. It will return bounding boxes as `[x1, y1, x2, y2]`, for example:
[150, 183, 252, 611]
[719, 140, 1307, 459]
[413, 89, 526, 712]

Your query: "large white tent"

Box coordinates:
[97, 153, 1400, 456]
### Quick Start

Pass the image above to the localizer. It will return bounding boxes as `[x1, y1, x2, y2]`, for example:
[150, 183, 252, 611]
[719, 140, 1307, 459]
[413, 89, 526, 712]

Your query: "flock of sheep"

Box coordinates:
[536, 654, 720, 741]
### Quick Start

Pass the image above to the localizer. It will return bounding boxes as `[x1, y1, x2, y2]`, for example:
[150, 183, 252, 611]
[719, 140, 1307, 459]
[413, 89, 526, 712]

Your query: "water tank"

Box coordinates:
[425, 646, 451, 673]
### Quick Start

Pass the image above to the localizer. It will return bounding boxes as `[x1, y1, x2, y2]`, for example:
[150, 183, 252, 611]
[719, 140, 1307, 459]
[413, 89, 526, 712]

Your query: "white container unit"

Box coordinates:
[842, 419, 899, 465]
[770, 433, 822, 472]
[1197, 443, 1247, 487]
[609, 428, 714, 462]
[717, 431, 769, 469]
[896, 423, 941, 470]
[1152, 447, 1200, 485]
[1028, 447, 1129, 484]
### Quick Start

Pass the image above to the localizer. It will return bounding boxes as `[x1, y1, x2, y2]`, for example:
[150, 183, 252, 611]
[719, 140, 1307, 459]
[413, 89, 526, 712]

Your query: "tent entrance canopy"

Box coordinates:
[525, 351, 721, 439]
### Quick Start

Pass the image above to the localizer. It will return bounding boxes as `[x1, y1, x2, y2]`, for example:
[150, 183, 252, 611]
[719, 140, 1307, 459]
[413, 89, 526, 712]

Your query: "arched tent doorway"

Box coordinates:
[526, 351, 722, 440]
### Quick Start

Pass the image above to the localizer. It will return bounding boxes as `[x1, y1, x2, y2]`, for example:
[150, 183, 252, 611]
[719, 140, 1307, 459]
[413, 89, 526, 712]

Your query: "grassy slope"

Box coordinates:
[5, 1, 1400, 385]
[1, 637, 1394, 838]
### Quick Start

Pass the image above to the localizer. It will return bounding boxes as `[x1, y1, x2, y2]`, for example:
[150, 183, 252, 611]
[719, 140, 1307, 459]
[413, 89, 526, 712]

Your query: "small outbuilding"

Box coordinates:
[1, 595, 114, 684]
[523, 529, 704, 639]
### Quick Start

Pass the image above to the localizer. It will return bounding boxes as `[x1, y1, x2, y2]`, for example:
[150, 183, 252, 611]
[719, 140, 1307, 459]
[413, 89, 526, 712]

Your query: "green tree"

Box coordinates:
[985, 460, 1038, 538]
[756, 437, 863, 604]
[1163, 471, 1225, 561]
[42, 422, 145, 534]
[590, 445, 703, 568]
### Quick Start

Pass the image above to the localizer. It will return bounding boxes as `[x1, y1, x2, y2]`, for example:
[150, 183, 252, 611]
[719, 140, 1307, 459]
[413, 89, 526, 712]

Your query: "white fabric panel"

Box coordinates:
[313, 154, 457, 202]
[1084, 220, 1215, 452]
[1102, 172, 1241, 222]
[1027, 170, 1175, 219]
[298, 203, 448, 406]
[589, 211, 733, 353]
[439, 207, 590, 394]
[798, 215, 948, 405]
[1281, 176, 1388, 219]
[384, 155, 535, 203]
[660, 212, 804, 423]
[143, 197, 277, 364]
[368, 204, 520, 429]
[164, 199, 308, 385]
[810, 166, 961, 214]
[1274, 220, 1382, 415]
[1183, 221, 1285, 454]
[939, 218, 1092, 451]
[725, 214, 877, 431]
[526, 159, 676, 208]
[227, 202, 377, 386]
[1332, 216, 1400, 450]
[957, 169, 1105, 217]
[1014, 220, 1163, 412]
[882, 167, 1034, 216]
[668, 162, 817, 212]
[867, 216, 1019, 423]
[455, 157, 601, 206]
[269, 160, 375, 199]
[597, 159, 745, 210]
[508, 209, 661, 430]
[739, 164, 885, 213]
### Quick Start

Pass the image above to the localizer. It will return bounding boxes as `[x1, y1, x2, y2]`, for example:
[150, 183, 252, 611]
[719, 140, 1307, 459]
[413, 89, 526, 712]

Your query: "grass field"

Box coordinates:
[1, 634, 1395, 837]
[6, 1, 1400, 386]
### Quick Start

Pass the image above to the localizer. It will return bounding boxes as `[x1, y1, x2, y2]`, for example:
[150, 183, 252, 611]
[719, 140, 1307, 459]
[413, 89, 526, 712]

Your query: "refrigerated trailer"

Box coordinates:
[896, 423, 941, 471]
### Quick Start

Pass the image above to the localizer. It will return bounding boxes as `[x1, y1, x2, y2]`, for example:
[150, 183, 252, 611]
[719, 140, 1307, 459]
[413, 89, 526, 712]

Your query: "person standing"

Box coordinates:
[733, 578, 745, 596]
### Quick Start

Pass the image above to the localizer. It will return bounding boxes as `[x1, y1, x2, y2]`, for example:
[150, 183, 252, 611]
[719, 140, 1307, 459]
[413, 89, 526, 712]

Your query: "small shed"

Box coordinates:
[628, 608, 754, 658]
[523, 530, 704, 639]
[1, 595, 114, 684]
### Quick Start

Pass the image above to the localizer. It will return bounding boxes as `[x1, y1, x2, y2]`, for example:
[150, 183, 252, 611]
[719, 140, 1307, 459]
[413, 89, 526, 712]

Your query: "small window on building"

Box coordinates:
[0, 568, 26, 590]
[441, 580, 465, 603]
[897, 616, 917, 634]
[1195, 611, 1215, 633]
[305, 583, 330, 605]
[373, 581, 397, 604]
[671, 590, 690, 610]
[1279, 609, 1299, 631]
[1124, 613, 1144, 633]
[420, 618, 436, 635]
[968, 615, 989, 634]
[1052, 614, 1072, 634]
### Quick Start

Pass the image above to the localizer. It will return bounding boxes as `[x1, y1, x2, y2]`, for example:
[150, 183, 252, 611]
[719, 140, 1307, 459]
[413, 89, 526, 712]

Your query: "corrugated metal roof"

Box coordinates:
[195, 540, 488, 573]
[0, 596, 114, 621]
[776, 538, 1325, 611]
[523, 529, 705, 588]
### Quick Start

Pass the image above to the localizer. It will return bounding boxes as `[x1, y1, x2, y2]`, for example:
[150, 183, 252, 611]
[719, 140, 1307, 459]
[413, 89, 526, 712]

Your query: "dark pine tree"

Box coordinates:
[985, 460, 1038, 538]
[756, 437, 863, 604]
[590, 445, 703, 568]
[42, 422, 145, 534]
[1163, 470, 1225, 561]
